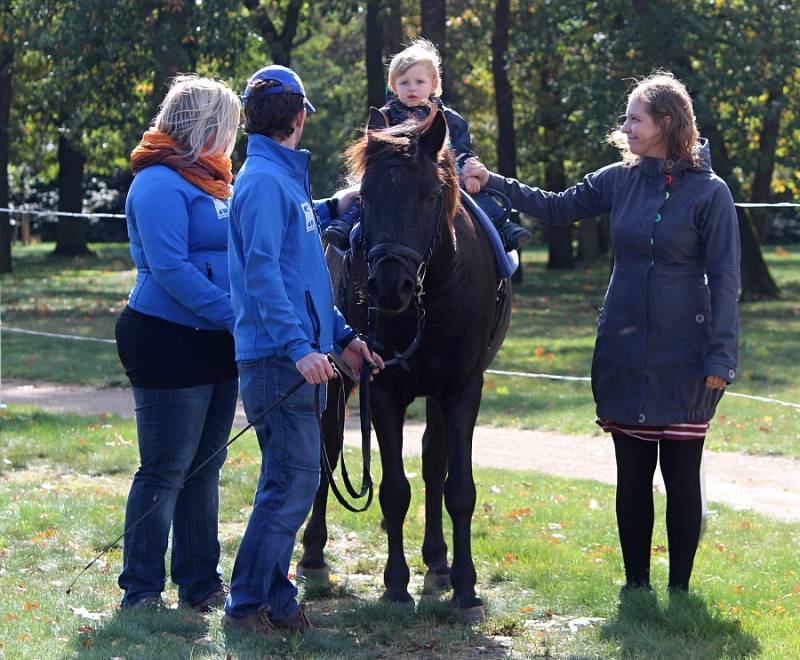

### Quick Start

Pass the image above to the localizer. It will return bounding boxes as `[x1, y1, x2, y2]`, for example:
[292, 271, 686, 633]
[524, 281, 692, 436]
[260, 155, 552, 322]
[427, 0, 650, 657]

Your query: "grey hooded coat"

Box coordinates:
[486, 140, 740, 425]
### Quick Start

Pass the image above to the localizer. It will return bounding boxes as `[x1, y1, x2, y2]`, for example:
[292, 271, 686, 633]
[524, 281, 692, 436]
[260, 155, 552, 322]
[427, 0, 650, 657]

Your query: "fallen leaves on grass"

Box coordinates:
[30, 527, 56, 544]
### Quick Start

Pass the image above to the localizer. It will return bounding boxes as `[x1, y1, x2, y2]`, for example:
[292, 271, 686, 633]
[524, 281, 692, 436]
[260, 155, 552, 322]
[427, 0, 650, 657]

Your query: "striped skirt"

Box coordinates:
[596, 419, 709, 441]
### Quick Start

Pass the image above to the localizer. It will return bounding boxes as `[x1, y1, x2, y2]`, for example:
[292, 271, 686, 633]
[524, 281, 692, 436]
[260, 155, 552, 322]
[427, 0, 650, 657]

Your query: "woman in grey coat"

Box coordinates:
[462, 72, 740, 596]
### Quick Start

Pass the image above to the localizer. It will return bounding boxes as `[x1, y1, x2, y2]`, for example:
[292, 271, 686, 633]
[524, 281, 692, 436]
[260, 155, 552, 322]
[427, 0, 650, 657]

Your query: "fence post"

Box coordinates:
[21, 212, 30, 245]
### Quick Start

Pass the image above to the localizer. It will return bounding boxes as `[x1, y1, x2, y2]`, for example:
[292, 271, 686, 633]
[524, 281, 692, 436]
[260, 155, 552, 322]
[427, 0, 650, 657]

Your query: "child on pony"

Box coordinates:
[322, 38, 530, 257]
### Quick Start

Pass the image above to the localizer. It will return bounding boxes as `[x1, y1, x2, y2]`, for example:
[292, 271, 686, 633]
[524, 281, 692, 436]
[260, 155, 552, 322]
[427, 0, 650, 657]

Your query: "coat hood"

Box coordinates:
[638, 138, 712, 178]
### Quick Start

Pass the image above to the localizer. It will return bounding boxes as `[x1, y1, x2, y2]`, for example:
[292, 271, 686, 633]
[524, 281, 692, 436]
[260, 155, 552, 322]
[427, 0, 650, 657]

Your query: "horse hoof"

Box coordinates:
[423, 570, 451, 594]
[380, 591, 415, 608]
[296, 564, 330, 586]
[461, 605, 485, 624]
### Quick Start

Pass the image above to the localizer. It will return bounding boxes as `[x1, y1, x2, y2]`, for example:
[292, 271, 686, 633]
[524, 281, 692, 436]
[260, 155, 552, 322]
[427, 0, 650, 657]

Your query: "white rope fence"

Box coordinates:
[1, 200, 799, 223]
[2, 325, 798, 411]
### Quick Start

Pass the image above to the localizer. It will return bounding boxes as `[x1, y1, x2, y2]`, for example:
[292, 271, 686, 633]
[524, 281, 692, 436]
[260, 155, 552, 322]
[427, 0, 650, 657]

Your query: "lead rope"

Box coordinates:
[317, 347, 375, 513]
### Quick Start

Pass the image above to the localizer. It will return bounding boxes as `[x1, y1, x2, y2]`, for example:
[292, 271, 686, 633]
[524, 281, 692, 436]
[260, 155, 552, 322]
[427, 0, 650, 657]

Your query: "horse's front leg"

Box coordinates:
[421, 397, 450, 593]
[439, 376, 484, 618]
[372, 388, 413, 605]
[298, 375, 351, 584]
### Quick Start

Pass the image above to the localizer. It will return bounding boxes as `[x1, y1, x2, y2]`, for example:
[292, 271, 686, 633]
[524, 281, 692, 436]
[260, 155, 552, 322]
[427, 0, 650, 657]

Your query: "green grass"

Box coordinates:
[1, 405, 798, 657]
[1, 243, 131, 386]
[2, 242, 799, 456]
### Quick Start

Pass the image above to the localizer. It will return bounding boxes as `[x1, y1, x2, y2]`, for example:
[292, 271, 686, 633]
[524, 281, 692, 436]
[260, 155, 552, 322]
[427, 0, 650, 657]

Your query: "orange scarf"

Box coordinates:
[130, 130, 233, 199]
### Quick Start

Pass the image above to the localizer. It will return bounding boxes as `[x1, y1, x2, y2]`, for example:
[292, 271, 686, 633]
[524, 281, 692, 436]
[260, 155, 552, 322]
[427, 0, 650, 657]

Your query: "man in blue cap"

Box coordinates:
[223, 65, 383, 636]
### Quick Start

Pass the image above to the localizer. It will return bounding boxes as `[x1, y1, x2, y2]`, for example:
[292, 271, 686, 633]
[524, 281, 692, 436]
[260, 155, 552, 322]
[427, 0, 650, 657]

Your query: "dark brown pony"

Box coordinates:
[298, 108, 510, 619]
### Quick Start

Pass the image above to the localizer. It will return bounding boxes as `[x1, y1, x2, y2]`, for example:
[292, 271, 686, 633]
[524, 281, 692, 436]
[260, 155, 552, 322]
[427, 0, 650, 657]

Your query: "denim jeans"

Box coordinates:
[118, 379, 238, 607]
[225, 356, 322, 620]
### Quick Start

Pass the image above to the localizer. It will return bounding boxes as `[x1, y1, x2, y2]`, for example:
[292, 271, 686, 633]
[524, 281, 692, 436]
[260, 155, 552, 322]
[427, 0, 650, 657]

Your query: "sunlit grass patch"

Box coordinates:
[0, 406, 798, 658]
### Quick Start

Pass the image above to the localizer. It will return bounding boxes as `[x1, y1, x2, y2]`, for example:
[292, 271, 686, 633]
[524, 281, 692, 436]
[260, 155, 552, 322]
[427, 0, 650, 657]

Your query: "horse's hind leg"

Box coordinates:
[421, 397, 450, 594]
[297, 375, 351, 585]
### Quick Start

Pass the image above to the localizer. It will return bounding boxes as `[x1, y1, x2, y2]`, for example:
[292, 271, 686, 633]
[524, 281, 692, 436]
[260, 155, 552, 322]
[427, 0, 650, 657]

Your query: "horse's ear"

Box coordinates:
[367, 107, 389, 131]
[419, 109, 447, 160]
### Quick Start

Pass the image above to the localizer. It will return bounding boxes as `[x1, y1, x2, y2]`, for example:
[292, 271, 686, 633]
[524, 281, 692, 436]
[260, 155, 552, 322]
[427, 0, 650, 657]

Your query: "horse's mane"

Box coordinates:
[344, 112, 461, 231]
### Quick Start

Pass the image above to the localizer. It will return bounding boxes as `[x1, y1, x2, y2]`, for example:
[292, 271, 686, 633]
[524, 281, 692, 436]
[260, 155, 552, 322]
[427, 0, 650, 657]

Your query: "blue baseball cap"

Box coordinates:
[242, 64, 316, 113]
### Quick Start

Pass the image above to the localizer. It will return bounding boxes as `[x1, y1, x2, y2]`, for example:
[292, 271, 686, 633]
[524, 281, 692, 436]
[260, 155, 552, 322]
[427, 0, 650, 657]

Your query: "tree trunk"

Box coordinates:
[0, 56, 11, 273]
[545, 160, 573, 269]
[577, 219, 600, 263]
[382, 0, 403, 59]
[149, 0, 196, 120]
[538, 67, 572, 269]
[697, 113, 779, 299]
[366, 0, 385, 110]
[54, 133, 88, 256]
[737, 207, 780, 301]
[749, 82, 784, 240]
[491, 0, 515, 179]
[420, 0, 447, 98]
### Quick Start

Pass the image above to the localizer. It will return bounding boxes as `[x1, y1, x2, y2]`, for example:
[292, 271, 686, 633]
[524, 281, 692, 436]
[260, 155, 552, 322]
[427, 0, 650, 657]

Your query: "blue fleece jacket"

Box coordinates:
[228, 134, 352, 363]
[125, 164, 235, 332]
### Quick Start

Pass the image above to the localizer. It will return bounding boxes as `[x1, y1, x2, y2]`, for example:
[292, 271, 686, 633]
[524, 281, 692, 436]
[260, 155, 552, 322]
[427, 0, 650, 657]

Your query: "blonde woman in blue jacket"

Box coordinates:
[463, 72, 740, 596]
[115, 76, 240, 611]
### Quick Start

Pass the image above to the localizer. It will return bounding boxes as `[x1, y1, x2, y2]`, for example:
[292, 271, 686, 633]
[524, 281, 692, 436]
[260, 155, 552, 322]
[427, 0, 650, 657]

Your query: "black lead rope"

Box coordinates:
[65, 376, 307, 595]
[317, 363, 374, 513]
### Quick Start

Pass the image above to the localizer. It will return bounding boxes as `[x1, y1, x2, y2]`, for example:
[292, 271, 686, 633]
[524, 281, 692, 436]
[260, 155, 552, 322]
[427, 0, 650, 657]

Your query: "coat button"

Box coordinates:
[695, 313, 704, 323]
[655, 213, 662, 222]
[638, 413, 646, 423]
[728, 369, 735, 379]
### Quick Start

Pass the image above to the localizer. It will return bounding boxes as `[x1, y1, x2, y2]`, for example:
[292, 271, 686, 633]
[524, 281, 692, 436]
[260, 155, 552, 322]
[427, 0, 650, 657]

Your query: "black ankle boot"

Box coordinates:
[619, 580, 653, 598]
[498, 220, 532, 251]
[322, 219, 353, 250]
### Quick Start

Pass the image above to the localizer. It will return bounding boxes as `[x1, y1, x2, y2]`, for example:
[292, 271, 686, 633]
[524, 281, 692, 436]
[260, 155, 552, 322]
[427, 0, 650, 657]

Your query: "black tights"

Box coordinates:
[612, 433, 705, 590]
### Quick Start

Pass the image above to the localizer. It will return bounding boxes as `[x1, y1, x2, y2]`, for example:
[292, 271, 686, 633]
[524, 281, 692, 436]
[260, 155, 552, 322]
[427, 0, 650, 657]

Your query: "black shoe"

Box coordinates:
[498, 221, 531, 251]
[618, 581, 653, 599]
[322, 219, 353, 250]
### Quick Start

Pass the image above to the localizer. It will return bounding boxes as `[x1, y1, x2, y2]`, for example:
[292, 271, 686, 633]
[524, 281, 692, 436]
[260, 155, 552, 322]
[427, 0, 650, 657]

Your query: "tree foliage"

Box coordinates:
[1, 0, 797, 291]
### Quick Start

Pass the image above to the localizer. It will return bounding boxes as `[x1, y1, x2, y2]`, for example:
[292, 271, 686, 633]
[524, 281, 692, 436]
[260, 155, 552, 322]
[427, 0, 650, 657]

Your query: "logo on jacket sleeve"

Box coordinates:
[213, 198, 230, 220]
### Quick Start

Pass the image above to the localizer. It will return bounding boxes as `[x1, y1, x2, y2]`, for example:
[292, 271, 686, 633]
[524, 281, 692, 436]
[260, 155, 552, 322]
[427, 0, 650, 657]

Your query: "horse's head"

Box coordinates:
[346, 107, 459, 315]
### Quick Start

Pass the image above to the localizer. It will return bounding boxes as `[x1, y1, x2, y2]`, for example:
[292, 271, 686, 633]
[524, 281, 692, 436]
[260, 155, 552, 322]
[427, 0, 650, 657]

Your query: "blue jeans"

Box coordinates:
[118, 379, 238, 606]
[225, 357, 322, 620]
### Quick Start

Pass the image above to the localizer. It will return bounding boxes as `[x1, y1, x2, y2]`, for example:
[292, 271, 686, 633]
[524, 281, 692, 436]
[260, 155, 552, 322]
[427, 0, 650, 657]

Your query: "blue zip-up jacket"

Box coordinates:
[125, 164, 235, 331]
[228, 134, 353, 363]
[487, 140, 740, 425]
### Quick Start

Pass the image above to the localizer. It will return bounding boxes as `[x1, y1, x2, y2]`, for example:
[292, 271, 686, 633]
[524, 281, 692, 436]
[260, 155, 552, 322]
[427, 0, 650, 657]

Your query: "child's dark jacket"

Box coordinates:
[380, 93, 476, 163]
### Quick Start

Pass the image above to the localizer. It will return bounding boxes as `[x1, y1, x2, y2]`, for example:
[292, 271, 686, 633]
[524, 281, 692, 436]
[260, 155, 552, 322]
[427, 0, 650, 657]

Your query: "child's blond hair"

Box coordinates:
[387, 38, 442, 97]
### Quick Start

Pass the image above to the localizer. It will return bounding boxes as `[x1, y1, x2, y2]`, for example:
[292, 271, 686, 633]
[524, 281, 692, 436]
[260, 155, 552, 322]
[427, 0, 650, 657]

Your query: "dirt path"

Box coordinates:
[3, 379, 799, 523]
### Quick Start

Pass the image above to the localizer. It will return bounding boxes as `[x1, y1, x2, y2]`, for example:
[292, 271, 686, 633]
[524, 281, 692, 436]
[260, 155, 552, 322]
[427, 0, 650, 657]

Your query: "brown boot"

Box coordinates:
[222, 605, 278, 637]
[270, 601, 313, 634]
[179, 583, 229, 613]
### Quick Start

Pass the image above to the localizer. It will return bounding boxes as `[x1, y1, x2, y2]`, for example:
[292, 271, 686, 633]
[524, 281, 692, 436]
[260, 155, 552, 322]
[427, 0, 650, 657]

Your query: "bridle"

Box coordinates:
[361, 157, 446, 370]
